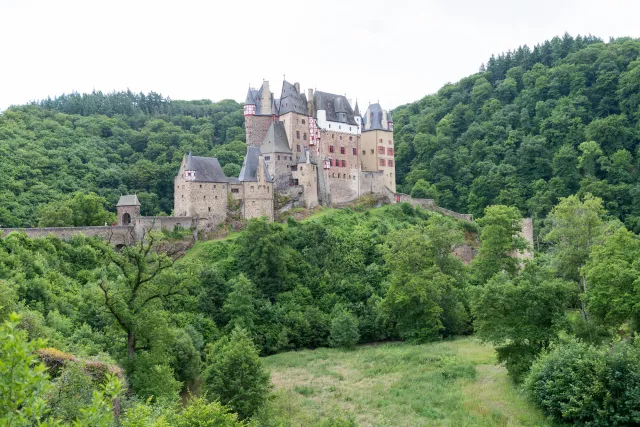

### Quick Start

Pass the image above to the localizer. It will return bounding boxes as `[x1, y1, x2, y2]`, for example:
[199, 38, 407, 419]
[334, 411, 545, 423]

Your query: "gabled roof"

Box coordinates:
[261, 121, 292, 154]
[184, 153, 228, 182]
[117, 194, 140, 207]
[239, 147, 273, 183]
[279, 80, 308, 115]
[313, 91, 358, 125]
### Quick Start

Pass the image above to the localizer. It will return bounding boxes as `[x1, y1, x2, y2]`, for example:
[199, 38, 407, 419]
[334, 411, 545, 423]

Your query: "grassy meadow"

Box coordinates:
[263, 338, 551, 426]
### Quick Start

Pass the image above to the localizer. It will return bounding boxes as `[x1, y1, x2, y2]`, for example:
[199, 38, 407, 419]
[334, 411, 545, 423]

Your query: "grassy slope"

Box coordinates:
[263, 338, 550, 427]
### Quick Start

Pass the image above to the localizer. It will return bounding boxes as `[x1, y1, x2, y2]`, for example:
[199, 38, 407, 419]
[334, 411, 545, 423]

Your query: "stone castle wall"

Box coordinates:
[280, 112, 311, 161]
[265, 155, 295, 192]
[0, 226, 136, 246]
[291, 163, 319, 208]
[245, 115, 273, 147]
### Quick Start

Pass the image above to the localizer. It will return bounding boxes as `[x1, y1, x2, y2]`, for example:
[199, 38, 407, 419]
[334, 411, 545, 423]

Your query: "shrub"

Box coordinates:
[329, 309, 360, 349]
[202, 327, 272, 419]
[130, 352, 182, 403]
[169, 396, 243, 427]
[525, 338, 640, 425]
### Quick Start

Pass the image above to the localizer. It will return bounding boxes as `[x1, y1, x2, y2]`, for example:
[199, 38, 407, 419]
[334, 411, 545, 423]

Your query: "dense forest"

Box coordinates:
[3, 34, 640, 425]
[393, 34, 640, 231]
[0, 93, 246, 227]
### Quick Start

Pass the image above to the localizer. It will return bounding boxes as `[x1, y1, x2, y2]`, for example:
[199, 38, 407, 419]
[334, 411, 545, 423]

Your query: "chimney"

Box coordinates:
[294, 82, 300, 93]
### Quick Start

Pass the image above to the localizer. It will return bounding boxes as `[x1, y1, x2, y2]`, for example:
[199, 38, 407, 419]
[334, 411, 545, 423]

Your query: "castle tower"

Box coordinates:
[361, 103, 396, 193]
[244, 87, 256, 116]
[354, 100, 362, 128]
[116, 195, 141, 226]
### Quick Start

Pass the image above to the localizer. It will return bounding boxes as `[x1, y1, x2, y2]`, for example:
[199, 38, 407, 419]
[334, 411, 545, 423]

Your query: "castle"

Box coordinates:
[155, 79, 399, 232]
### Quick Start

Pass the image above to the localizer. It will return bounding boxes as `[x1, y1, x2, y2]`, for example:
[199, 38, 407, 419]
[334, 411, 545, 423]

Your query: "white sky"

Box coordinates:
[1, 0, 639, 112]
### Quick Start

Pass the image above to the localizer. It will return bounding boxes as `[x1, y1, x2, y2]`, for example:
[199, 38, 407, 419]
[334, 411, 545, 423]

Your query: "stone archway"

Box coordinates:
[122, 213, 131, 225]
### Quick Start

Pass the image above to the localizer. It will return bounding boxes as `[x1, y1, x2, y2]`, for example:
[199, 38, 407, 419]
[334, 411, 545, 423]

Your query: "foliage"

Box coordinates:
[472, 205, 528, 284]
[0, 92, 244, 226]
[329, 308, 360, 349]
[202, 327, 272, 419]
[392, 35, 640, 228]
[37, 192, 115, 227]
[471, 265, 573, 381]
[524, 338, 640, 426]
[168, 396, 244, 427]
[381, 215, 469, 342]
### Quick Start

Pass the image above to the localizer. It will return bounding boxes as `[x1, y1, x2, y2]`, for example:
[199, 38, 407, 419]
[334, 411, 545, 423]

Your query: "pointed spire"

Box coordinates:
[245, 86, 256, 105]
[354, 99, 360, 116]
[186, 152, 195, 170]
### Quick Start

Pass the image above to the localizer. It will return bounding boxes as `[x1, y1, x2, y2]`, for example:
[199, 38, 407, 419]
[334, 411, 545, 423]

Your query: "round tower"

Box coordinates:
[244, 86, 256, 116]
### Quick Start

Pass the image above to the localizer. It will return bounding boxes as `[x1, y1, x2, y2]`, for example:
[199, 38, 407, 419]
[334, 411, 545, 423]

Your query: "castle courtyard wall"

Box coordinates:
[246, 115, 274, 147]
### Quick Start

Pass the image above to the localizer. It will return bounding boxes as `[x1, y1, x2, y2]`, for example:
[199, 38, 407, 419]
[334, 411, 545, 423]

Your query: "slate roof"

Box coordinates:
[245, 85, 264, 114]
[239, 147, 273, 183]
[362, 103, 388, 131]
[297, 147, 308, 163]
[261, 121, 292, 154]
[313, 91, 358, 125]
[116, 194, 140, 206]
[184, 153, 228, 182]
[279, 80, 308, 115]
[354, 100, 360, 116]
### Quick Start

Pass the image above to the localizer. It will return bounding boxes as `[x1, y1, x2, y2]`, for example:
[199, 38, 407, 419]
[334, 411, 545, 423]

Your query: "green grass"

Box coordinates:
[263, 337, 551, 427]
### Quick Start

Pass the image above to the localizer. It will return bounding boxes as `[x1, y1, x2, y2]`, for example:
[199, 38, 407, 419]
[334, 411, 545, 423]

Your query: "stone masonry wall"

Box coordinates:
[186, 181, 229, 224]
[265, 155, 295, 192]
[280, 112, 311, 161]
[246, 115, 273, 147]
[359, 171, 387, 196]
[291, 163, 319, 208]
[242, 181, 274, 220]
[0, 226, 136, 246]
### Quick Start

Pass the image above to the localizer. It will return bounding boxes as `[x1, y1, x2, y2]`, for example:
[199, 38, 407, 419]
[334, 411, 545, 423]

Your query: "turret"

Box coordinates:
[387, 110, 394, 131]
[244, 87, 256, 116]
[116, 195, 141, 226]
[354, 100, 362, 127]
[184, 152, 196, 181]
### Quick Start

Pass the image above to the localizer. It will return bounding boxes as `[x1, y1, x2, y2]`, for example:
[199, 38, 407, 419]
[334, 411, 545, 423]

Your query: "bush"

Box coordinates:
[130, 352, 182, 403]
[525, 338, 640, 425]
[169, 396, 243, 427]
[202, 327, 272, 419]
[329, 309, 360, 349]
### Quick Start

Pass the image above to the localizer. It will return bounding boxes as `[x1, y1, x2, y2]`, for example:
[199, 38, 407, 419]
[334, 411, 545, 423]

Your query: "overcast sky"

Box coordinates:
[1, 0, 639, 112]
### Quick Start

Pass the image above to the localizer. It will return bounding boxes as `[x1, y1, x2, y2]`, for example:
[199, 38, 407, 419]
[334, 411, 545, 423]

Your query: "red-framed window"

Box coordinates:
[388, 147, 393, 155]
[329, 145, 335, 153]
[388, 159, 394, 167]
[340, 147, 345, 155]
[341, 159, 346, 167]
[379, 159, 385, 166]
[379, 138, 383, 143]
[388, 139, 393, 145]
[378, 146, 385, 154]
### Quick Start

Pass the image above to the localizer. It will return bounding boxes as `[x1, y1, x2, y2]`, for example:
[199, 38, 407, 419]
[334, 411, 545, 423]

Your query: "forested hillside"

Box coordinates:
[393, 34, 640, 230]
[0, 92, 245, 227]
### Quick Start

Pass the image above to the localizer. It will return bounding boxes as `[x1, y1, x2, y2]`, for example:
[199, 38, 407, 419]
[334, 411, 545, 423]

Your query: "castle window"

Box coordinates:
[252, 201, 255, 205]
[379, 138, 383, 143]
[339, 125, 341, 130]
[203, 196, 206, 200]
[214, 185, 217, 188]
[182, 195, 184, 198]
[251, 186, 254, 191]
[378, 146, 385, 154]
[379, 159, 385, 166]
[278, 156, 281, 160]
[265, 155, 270, 160]
[267, 187, 270, 193]
[332, 134, 335, 139]
[388, 148, 394, 155]
[303, 133, 307, 140]
[339, 135, 342, 140]
[231, 188, 239, 193]
[353, 176, 356, 180]
[352, 147, 357, 155]
[297, 144, 301, 152]
[362, 150, 366, 155]
[329, 145, 334, 153]
[340, 147, 345, 155]
[215, 196, 218, 199]
[349, 136, 352, 141]
[332, 173, 335, 178]
[388, 160, 394, 167]
[296, 131, 300, 139]
[343, 174, 346, 179]
[341, 160, 346, 167]
[208, 207, 211, 212]
[371, 149, 374, 154]
[200, 184, 202, 188]
[389, 140, 393, 145]
[349, 127, 352, 131]
[302, 119, 305, 124]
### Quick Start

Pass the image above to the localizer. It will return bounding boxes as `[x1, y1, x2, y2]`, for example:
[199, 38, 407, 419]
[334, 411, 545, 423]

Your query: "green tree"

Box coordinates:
[545, 194, 605, 321]
[37, 202, 74, 227]
[410, 179, 439, 201]
[223, 274, 258, 334]
[472, 205, 528, 284]
[471, 266, 573, 381]
[329, 308, 360, 349]
[202, 327, 272, 419]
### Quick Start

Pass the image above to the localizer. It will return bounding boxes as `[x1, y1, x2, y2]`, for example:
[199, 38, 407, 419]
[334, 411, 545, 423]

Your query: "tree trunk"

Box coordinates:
[127, 332, 136, 360]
